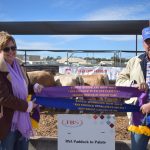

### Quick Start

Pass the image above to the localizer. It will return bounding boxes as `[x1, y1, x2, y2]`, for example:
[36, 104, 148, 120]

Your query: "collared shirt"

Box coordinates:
[146, 55, 150, 100]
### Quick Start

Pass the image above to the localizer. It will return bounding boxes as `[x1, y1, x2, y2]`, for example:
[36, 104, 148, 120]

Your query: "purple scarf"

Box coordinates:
[6, 59, 33, 138]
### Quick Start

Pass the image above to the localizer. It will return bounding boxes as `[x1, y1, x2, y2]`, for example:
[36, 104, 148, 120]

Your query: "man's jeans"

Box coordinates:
[131, 132, 150, 150]
[0, 130, 29, 150]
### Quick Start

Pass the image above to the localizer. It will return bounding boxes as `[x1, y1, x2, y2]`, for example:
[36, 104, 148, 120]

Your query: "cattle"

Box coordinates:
[79, 74, 109, 86]
[54, 73, 109, 86]
[27, 70, 55, 87]
[54, 74, 81, 86]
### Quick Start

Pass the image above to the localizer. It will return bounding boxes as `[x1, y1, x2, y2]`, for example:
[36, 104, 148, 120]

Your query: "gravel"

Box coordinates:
[35, 110, 130, 140]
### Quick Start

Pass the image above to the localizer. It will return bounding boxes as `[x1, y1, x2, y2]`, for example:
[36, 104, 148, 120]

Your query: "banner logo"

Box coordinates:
[61, 119, 83, 127]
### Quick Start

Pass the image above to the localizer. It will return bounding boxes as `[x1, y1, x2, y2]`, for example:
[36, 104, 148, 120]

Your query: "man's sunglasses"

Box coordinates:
[3, 46, 17, 52]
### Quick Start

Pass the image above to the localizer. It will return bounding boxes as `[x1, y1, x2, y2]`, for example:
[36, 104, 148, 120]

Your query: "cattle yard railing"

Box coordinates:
[25, 64, 59, 74]
[17, 49, 144, 68]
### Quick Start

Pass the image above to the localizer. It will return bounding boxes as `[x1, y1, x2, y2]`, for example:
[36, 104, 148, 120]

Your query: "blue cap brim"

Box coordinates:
[143, 35, 150, 41]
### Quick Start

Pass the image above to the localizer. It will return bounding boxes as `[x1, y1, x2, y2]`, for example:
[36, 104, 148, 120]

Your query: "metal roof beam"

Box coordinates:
[0, 20, 149, 35]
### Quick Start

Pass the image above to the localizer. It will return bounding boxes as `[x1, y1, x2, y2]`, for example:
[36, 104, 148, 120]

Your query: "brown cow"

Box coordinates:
[54, 73, 109, 86]
[54, 74, 81, 86]
[27, 70, 55, 87]
[79, 74, 109, 86]
[78, 74, 109, 102]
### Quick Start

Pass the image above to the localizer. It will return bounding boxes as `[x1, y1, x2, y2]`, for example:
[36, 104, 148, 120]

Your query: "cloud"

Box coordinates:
[50, 34, 142, 43]
[0, 4, 14, 21]
[0, 13, 12, 21]
[50, 35, 85, 44]
[84, 3, 150, 20]
[16, 39, 58, 50]
[50, 0, 82, 10]
[100, 35, 142, 41]
[16, 39, 67, 57]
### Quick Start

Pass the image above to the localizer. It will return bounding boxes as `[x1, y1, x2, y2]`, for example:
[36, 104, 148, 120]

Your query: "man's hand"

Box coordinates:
[132, 82, 148, 92]
[141, 103, 150, 114]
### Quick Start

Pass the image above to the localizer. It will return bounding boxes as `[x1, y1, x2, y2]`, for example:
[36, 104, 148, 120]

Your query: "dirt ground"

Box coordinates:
[35, 110, 131, 140]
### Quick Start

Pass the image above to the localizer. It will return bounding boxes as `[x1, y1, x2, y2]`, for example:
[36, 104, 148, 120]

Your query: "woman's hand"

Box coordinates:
[34, 83, 44, 93]
[32, 98, 38, 108]
[27, 98, 38, 112]
[140, 103, 150, 114]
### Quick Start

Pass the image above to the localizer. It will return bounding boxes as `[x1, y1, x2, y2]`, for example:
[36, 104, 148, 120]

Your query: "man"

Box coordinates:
[116, 26, 150, 150]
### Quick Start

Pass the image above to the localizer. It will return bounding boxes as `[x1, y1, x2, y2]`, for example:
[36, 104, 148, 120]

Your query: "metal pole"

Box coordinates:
[114, 52, 116, 67]
[25, 50, 27, 64]
[136, 35, 138, 56]
[119, 50, 122, 67]
[67, 52, 69, 65]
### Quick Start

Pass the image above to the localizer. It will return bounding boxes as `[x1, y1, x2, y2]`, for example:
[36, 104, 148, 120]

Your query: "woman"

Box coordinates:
[0, 31, 43, 150]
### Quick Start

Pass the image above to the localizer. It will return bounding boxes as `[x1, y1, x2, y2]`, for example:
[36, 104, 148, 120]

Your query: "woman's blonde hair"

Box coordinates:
[0, 31, 16, 52]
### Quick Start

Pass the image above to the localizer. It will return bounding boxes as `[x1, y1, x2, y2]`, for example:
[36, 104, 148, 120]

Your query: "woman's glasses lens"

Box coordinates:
[3, 46, 17, 52]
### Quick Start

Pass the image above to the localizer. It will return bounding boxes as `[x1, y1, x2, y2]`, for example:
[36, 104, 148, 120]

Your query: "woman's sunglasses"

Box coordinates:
[3, 46, 17, 52]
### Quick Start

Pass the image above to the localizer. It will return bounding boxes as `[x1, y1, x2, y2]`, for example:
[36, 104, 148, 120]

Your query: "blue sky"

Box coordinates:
[0, 0, 150, 59]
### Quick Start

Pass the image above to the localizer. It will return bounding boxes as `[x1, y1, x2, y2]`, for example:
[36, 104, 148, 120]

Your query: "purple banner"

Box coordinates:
[36, 86, 147, 105]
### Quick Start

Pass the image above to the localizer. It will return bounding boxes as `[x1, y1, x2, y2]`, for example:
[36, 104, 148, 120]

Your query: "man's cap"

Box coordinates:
[142, 26, 150, 41]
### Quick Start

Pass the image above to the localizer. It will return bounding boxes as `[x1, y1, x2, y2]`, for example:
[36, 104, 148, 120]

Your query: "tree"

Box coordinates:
[56, 56, 62, 60]
[46, 56, 53, 61]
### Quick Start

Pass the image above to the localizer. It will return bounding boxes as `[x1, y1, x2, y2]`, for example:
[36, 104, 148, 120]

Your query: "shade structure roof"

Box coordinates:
[0, 20, 149, 35]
